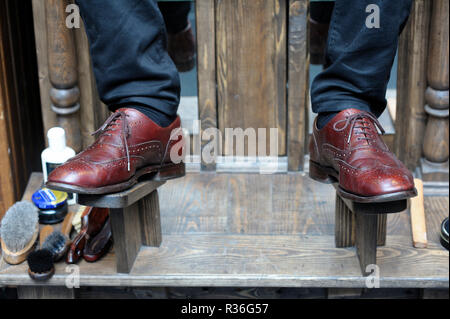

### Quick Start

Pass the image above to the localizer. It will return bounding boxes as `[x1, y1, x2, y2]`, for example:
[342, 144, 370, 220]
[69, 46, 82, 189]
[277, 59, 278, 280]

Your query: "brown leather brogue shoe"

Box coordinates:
[309, 108, 417, 203]
[167, 22, 196, 72]
[46, 108, 185, 195]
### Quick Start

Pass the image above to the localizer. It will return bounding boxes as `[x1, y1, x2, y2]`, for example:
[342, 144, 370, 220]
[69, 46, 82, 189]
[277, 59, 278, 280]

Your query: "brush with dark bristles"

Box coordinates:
[27, 212, 74, 281]
[27, 249, 55, 281]
[42, 231, 70, 261]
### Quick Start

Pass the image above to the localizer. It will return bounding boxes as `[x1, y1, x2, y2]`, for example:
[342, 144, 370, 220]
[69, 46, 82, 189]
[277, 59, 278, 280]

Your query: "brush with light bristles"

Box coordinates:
[0, 201, 39, 265]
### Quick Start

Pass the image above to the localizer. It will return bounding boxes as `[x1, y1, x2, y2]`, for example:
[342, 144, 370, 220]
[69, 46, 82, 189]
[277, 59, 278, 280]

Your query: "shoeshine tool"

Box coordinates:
[0, 201, 39, 265]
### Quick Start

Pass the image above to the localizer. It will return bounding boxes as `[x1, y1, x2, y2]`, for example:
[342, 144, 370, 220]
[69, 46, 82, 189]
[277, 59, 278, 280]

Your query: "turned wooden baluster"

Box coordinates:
[421, 0, 449, 181]
[46, 0, 82, 152]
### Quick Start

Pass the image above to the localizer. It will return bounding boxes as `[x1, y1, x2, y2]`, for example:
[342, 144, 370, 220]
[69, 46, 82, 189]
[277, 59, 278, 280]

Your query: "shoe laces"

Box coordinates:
[332, 112, 385, 144]
[92, 111, 131, 171]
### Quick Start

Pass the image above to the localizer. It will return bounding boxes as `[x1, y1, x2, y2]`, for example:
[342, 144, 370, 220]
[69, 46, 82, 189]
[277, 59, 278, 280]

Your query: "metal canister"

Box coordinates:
[32, 188, 68, 224]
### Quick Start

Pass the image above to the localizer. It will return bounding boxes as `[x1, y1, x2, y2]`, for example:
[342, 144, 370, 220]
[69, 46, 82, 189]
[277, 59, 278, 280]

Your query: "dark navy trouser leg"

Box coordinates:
[76, 0, 180, 117]
[311, 0, 412, 117]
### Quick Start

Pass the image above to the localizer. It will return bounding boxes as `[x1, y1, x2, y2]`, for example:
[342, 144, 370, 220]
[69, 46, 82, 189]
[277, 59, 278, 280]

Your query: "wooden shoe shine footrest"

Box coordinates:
[78, 180, 165, 273]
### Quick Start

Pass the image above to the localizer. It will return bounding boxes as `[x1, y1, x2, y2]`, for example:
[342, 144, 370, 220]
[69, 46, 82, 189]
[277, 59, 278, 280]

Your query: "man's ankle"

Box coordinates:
[126, 105, 176, 127]
[317, 112, 339, 129]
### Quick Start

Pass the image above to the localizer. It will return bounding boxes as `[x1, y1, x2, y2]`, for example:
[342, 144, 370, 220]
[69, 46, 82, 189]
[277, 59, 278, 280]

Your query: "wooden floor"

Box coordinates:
[0, 173, 448, 289]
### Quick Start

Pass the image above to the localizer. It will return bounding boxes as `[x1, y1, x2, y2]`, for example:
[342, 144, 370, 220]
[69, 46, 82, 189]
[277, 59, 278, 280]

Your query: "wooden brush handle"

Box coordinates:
[39, 225, 54, 247]
[1, 224, 39, 265]
[61, 211, 74, 237]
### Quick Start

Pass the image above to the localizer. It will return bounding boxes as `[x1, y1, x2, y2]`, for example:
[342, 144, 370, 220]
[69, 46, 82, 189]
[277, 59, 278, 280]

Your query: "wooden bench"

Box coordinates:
[78, 180, 165, 273]
[333, 183, 407, 276]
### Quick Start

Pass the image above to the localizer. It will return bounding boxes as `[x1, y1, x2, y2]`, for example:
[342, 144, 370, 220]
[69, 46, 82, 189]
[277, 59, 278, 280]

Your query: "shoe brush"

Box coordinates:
[27, 212, 74, 281]
[42, 211, 74, 261]
[27, 248, 55, 281]
[0, 201, 39, 265]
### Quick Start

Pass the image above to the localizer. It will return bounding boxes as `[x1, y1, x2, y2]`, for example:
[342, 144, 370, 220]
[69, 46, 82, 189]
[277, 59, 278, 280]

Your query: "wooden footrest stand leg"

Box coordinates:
[334, 194, 388, 276]
[109, 190, 162, 273]
[356, 213, 379, 276]
[139, 190, 162, 247]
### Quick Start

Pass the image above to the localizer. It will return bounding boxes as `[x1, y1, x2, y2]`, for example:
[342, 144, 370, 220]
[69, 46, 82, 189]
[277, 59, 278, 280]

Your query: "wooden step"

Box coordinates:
[0, 172, 448, 289]
[0, 233, 447, 288]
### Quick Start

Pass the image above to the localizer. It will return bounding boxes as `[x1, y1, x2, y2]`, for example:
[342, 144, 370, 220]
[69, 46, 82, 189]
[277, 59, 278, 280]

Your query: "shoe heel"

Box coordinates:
[154, 162, 186, 181]
[309, 160, 332, 184]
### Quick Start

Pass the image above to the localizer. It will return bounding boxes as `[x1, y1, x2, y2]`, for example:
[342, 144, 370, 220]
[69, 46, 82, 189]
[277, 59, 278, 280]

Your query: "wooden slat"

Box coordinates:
[1, 172, 447, 288]
[395, 0, 432, 170]
[77, 180, 165, 209]
[0, 233, 447, 288]
[158, 173, 230, 234]
[287, 0, 309, 171]
[196, 0, 217, 170]
[216, 0, 286, 156]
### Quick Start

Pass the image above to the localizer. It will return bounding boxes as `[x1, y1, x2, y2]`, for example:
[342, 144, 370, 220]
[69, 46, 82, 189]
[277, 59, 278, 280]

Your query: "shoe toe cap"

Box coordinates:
[47, 160, 96, 188]
[360, 167, 415, 196]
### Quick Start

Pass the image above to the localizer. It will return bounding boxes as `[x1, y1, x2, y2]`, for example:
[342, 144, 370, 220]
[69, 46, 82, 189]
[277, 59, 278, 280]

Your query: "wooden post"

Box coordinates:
[395, 0, 432, 171]
[287, 0, 309, 171]
[45, 0, 82, 152]
[420, 0, 449, 182]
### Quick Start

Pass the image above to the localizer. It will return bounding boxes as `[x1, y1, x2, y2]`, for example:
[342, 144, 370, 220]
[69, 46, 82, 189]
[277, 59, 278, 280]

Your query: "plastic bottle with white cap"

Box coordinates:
[41, 127, 76, 204]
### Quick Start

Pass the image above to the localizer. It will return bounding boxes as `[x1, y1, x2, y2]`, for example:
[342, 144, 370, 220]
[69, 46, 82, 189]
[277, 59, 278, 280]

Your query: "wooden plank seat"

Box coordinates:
[78, 179, 165, 273]
[333, 183, 408, 276]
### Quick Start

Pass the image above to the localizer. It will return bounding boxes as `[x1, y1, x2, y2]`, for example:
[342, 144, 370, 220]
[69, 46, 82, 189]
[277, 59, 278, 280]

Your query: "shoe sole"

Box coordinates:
[309, 160, 417, 204]
[46, 162, 185, 195]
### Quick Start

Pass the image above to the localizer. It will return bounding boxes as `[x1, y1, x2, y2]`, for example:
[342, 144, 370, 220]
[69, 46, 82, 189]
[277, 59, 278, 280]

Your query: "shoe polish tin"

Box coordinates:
[32, 188, 68, 224]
